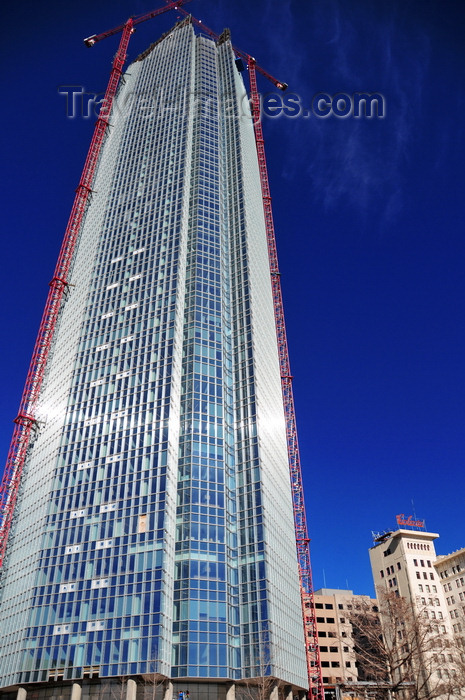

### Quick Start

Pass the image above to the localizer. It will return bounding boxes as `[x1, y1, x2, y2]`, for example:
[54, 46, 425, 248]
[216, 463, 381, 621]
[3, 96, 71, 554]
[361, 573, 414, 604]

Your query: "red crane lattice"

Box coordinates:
[247, 58, 323, 700]
[0, 0, 189, 570]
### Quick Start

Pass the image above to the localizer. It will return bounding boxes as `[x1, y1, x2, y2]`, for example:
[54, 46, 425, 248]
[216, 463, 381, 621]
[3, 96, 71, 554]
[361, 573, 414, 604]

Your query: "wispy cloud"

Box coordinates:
[273, 0, 432, 230]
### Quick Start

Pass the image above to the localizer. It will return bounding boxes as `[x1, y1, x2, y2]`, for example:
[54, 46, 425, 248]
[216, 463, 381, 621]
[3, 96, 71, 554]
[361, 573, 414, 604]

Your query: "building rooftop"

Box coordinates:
[370, 528, 439, 549]
[435, 546, 465, 565]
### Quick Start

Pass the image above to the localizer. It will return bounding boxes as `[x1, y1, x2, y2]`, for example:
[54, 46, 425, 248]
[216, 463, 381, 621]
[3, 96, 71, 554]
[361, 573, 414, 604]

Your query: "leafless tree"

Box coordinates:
[236, 640, 279, 700]
[444, 607, 465, 697]
[141, 658, 170, 700]
[343, 591, 463, 700]
[102, 676, 128, 700]
[236, 632, 297, 700]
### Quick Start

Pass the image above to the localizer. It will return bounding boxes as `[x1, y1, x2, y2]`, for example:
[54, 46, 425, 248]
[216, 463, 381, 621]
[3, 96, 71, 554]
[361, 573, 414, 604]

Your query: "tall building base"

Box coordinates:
[0, 678, 305, 700]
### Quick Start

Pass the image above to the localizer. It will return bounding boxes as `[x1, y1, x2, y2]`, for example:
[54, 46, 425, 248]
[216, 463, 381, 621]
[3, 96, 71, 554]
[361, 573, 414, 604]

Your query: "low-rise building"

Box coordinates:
[434, 547, 465, 638]
[314, 589, 380, 697]
[369, 522, 464, 697]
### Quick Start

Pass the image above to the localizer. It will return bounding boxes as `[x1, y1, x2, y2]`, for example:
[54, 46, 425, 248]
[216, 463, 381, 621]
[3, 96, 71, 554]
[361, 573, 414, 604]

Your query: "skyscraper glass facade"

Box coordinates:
[0, 20, 307, 694]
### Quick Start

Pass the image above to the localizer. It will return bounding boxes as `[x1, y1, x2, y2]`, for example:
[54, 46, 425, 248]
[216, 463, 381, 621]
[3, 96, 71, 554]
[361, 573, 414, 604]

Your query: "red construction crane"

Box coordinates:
[0, 0, 189, 570]
[247, 53, 323, 700]
[168, 5, 323, 696]
[83, 1, 191, 47]
[247, 53, 323, 699]
[166, 6, 288, 91]
[0, 6, 323, 698]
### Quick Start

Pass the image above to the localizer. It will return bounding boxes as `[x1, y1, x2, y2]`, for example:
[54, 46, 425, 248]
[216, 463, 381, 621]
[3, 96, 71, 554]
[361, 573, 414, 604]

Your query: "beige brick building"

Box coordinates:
[434, 547, 465, 643]
[369, 527, 464, 696]
[314, 589, 379, 694]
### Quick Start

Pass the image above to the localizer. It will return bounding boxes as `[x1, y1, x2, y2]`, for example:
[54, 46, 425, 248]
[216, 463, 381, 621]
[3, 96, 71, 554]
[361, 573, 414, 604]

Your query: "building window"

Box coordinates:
[345, 661, 351, 668]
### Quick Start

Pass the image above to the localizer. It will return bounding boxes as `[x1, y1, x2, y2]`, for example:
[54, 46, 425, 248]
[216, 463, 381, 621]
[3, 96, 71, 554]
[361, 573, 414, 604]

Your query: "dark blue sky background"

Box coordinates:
[1, 0, 464, 596]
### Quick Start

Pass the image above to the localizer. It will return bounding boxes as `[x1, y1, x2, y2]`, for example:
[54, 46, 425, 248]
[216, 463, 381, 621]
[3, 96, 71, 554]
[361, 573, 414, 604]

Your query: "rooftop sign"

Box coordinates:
[396, 513, 425, 529]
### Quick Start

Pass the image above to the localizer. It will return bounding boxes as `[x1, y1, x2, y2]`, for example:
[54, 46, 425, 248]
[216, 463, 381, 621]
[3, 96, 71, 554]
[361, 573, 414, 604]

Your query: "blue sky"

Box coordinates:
[1, 0, 464, 596]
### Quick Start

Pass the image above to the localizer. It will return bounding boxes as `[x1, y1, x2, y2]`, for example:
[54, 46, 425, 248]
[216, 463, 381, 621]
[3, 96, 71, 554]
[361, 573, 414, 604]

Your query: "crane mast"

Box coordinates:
[0, 0, 187, 569]
[247, 58, 323, 700]
[0, 6, 323, 697]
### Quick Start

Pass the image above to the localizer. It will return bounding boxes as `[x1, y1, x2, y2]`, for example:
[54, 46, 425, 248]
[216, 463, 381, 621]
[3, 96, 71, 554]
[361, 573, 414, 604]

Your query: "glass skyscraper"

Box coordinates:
[0, 19, 307, 700]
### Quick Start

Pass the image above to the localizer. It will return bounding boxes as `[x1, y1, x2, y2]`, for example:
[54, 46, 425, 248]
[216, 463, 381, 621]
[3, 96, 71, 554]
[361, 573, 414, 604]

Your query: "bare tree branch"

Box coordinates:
[341, 591, 464, 700]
